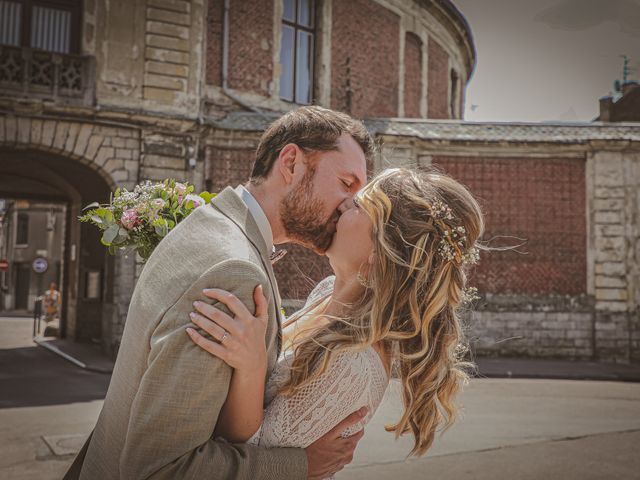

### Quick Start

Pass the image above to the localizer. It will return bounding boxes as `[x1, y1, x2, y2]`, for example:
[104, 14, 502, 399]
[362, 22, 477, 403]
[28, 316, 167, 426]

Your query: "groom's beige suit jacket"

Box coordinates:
[68, 187, 308, 479]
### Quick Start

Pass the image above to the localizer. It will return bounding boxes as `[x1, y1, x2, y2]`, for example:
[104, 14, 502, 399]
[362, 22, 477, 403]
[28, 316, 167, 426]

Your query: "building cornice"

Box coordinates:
[423, 0, 476, 79]
[207, 111, 640, 144]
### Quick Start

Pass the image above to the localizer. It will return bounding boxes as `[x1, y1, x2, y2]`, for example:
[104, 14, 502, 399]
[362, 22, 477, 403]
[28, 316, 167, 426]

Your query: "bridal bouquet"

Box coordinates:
[79, 179, 215, 261]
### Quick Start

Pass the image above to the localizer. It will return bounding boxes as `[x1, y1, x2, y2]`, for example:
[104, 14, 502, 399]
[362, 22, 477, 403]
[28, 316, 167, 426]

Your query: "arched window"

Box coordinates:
[279, 0, 315, 104]
[450, 68, 459, 119]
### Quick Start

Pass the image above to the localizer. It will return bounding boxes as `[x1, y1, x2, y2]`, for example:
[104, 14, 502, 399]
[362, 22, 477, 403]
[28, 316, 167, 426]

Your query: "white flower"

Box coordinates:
[185, 194, 205, 208]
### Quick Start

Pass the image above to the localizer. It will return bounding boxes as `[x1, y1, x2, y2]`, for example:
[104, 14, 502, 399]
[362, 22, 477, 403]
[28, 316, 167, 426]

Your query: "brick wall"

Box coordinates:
[205, 146, 254, 192]
[433, 155, 587, 295]
[206, 0, 223, 86]
[331, 0, 400, 117]
[274, 244, 333, 303]
[227, 0, 273, 95]
[404, 32, 422, 118]
[427, 38, 449, 119]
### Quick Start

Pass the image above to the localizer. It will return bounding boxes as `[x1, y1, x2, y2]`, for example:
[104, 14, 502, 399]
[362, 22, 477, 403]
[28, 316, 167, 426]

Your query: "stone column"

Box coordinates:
[108, 252, 137, 356]
[590, 150, 639, 363]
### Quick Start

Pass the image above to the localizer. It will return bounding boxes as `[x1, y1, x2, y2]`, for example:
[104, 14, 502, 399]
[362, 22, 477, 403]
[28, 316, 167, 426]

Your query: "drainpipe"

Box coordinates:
[221, 0, 270, 119]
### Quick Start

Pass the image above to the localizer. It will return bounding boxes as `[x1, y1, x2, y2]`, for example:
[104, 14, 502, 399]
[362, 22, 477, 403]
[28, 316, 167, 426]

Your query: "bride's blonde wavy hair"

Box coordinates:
[280, 166, 485, 457]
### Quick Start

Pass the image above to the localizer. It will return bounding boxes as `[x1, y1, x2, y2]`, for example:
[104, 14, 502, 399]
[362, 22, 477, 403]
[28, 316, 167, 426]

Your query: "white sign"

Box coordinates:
[32, 257, 48, 274]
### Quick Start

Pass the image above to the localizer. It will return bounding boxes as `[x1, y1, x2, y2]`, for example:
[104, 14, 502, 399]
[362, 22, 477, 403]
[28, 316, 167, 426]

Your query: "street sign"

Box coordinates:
[0, 259, 8, 271]
[32, 257, 48, 274]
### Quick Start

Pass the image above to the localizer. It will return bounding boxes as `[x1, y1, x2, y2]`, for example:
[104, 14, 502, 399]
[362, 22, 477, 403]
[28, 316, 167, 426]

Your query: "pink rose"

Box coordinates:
[120, 209, 141, 230]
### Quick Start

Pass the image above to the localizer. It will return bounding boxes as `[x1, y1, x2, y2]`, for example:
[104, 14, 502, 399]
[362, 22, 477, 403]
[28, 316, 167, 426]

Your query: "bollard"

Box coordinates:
[33, 297, 43, 337]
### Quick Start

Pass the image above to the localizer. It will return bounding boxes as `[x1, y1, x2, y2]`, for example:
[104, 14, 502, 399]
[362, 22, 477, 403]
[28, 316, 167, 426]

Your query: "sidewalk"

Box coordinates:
[3, 316, 640, 480]
[37, 337, 640, 381]
[474, 356, 640, 382]
[34, 337, 114, 374]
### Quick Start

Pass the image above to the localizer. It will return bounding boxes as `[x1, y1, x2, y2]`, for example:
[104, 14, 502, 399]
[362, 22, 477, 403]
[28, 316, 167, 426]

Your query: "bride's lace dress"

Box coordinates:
[247, 276, 390, 469]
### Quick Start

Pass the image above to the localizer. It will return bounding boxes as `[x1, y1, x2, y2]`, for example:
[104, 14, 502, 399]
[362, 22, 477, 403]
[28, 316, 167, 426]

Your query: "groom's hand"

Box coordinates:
[305, 407, 368, 480]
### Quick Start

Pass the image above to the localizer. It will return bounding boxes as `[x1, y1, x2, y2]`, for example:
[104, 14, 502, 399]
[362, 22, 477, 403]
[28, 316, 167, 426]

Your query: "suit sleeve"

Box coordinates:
[119, 259, 308, 479]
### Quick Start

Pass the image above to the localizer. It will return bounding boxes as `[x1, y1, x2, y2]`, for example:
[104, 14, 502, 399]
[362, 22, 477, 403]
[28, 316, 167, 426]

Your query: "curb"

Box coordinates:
[33, 337, 113, 374]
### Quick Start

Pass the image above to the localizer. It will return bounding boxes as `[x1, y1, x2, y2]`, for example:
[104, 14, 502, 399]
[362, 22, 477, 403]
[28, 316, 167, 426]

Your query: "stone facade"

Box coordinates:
[364, 120, 640, 364]
[202, 0, 474, 118]
[589, 150, 640, 362]
[4, 0, 638, 365]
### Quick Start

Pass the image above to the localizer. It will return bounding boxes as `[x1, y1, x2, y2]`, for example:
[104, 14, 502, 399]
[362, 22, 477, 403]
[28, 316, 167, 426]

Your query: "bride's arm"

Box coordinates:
[187, 285, 268, 443]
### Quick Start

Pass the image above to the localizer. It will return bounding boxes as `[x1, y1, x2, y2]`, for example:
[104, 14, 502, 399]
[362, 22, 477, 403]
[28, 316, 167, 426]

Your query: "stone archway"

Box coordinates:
[0, 115, 140, 190]
[0, 115, 141, 353]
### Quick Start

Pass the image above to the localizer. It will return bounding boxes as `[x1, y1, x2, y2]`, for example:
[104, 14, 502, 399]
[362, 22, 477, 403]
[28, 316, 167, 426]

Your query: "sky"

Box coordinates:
[452, 0, 640, 122]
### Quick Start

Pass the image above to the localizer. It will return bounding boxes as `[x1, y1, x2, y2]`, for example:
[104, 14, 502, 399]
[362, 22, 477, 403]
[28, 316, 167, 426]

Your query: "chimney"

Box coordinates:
[621, 81, 639, 97]
[599, 96, 613, 122]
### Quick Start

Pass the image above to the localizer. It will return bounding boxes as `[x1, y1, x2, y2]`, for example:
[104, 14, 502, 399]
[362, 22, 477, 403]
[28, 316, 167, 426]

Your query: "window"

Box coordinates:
[450, 69, 459, 118]
[84, 270, 102, 300]
[280, 0, 315, 104]
[0, 0, 81, 53]
[16, 212, 28, 245]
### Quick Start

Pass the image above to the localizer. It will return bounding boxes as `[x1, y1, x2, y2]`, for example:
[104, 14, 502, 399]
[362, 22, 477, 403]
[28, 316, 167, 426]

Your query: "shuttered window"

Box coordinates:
[30, 5, 71, 53]
[0, 1, 22, 46]
[0, 0, 80, 53]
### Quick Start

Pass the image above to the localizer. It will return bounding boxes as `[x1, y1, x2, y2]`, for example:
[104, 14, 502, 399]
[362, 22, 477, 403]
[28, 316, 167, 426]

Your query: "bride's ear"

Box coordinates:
[368, 251, 375, 265]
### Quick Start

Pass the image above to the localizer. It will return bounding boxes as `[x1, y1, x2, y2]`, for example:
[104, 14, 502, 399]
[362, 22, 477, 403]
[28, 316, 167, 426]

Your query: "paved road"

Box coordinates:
[341, 379, 640, 479]
[0, 317, 108, 479]
[1, 316, 639, 479]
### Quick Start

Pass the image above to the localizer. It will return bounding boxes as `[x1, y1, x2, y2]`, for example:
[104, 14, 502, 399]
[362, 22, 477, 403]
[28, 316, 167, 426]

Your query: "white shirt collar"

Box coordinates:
[234, 184, 275, 253]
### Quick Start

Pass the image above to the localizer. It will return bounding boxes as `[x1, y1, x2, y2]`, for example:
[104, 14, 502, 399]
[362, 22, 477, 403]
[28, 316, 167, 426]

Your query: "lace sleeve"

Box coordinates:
[304, 275, 335, 308]
[254, 349, 378, 449]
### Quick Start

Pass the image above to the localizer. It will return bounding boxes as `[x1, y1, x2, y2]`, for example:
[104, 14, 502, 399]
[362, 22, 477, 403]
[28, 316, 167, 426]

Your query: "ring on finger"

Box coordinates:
[220, 330, 230, 344]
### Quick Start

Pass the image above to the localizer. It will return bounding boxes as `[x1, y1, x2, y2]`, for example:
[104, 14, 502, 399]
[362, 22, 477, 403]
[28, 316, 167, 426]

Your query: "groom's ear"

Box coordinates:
[277, 143, 298, 185]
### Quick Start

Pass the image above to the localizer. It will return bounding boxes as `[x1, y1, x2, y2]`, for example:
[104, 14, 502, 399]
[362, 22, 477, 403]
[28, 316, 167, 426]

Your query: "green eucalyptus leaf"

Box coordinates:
[102, 224, 120, 245]
[198, 192, 215, 204]
[113, 227, 130, 244]
[83, 201, 100, 211]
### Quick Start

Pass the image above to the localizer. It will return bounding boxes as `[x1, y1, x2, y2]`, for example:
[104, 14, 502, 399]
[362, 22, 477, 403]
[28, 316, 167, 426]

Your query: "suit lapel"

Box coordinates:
[210, 187, 283, 354]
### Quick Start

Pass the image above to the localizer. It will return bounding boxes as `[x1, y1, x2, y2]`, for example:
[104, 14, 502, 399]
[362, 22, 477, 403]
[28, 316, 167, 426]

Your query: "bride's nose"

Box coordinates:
[338, 197, 355, 215]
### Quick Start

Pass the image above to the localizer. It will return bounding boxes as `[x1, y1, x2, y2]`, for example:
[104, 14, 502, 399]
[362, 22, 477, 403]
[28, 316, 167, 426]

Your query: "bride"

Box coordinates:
[187, 167, 484, 470]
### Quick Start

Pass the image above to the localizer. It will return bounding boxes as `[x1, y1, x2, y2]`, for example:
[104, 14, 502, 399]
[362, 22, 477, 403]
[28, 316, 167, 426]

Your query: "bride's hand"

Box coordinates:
[186, 285, 268, 373]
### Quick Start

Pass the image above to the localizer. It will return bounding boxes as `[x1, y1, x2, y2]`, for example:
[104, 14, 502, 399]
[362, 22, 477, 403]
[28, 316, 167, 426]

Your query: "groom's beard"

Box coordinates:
[280, 168, 337, 254]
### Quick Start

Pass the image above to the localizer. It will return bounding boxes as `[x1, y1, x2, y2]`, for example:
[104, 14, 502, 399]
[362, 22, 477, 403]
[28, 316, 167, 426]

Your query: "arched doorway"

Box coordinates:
[0, 147, 115, 346]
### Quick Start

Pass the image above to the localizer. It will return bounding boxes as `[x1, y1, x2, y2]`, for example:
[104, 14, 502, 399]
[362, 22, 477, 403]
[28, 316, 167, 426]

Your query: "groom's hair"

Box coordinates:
[250, 106, 375, 183]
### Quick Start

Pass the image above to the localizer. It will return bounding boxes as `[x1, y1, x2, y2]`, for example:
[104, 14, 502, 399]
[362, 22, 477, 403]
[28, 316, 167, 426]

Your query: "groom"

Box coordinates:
[65, 106, 375, 479]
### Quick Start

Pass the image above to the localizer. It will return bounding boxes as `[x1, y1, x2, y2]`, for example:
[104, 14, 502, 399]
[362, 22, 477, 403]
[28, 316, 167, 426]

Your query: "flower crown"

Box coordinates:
[426, 199, 479, 266]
